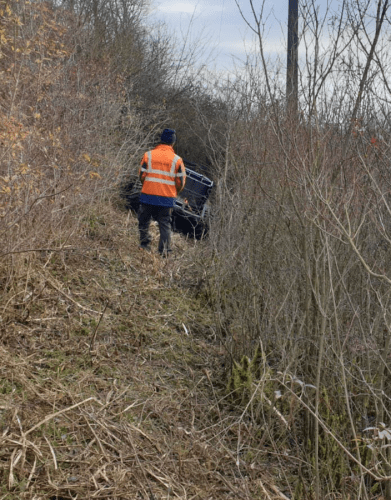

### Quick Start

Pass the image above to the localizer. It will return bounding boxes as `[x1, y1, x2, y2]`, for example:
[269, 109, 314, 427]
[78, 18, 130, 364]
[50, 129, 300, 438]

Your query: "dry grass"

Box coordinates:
[0, 3, 299, 497]
[0, 199, 288, 500]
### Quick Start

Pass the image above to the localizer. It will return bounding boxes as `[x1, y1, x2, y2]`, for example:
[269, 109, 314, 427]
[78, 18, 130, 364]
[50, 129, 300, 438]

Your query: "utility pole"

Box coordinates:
[287, 0, 299, 112]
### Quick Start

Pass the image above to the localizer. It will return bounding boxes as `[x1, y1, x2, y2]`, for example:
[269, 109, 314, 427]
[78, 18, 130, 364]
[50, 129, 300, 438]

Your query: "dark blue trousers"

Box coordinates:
[138, 203, 172, 255]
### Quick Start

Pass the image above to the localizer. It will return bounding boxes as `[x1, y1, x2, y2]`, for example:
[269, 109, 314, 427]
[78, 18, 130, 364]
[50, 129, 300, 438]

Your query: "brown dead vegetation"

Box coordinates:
[0, 201, 289, 499]
[0, 1, 288, 497]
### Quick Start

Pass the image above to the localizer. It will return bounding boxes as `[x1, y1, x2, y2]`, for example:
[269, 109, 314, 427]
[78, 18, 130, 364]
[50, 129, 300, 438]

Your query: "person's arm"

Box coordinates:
[175, 160, 186, 194]
[139, 154, 148, 184]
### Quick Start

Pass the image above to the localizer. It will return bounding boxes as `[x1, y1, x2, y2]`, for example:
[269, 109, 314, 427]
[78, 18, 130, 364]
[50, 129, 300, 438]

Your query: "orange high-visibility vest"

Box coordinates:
[139, 144, 185, 199]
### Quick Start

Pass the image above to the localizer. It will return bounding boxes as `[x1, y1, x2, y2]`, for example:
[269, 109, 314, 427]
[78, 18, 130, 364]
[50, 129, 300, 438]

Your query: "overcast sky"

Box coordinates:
[147, 0, 291, 76]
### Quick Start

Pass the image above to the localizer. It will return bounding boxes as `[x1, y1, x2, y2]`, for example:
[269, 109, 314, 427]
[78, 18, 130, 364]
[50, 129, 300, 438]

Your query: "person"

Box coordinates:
[137, 128, 186, 256]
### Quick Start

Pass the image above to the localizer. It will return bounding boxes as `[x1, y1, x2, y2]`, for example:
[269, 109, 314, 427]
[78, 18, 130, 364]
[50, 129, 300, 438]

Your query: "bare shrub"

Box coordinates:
[198, 0, 391, 496]
[0, 0, 155, 326]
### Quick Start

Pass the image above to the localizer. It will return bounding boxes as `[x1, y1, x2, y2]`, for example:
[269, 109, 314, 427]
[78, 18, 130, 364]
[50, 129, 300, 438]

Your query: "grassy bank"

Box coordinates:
[0, 199, 288, 500]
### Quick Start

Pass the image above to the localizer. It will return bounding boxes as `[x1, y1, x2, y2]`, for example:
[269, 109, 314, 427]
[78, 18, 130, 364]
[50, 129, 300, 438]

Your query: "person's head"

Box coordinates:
[160, 128, 176, 145]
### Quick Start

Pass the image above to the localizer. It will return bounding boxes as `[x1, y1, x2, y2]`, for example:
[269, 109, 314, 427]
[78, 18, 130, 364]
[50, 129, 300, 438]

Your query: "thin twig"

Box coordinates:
[40, 272, 99, 315]
[44, 435, 58, 470]
[24, 397, 102, 437]
[89, 300, 109, 352]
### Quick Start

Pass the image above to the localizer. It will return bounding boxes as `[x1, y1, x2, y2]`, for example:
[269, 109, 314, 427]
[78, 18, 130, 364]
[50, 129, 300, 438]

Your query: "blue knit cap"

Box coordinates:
[161, 128, 176, 144]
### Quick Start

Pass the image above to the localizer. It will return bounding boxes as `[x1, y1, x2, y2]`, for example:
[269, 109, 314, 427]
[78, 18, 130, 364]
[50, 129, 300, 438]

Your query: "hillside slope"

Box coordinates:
[0, 201, 285, 500]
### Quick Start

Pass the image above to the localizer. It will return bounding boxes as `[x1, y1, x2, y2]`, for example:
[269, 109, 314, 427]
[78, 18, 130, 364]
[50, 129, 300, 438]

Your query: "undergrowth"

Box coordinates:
[0, 200, 290, 499]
